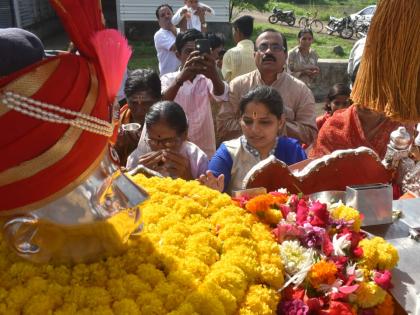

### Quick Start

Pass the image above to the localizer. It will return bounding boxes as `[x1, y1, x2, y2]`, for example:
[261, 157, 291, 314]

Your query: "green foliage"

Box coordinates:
[128, 40, 159, 70]
[253, 22, 355, 59]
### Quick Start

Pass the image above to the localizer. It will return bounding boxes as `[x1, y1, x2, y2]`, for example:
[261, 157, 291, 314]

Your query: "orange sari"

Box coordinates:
[310, 105, 404, 159]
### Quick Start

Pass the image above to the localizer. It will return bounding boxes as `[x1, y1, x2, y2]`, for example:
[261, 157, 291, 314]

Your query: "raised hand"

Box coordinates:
[198, 170, 225, 192]
[161, 149, 192, 180]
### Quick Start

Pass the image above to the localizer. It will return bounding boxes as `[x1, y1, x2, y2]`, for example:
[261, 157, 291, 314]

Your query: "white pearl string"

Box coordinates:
[0, 91, 113, 137]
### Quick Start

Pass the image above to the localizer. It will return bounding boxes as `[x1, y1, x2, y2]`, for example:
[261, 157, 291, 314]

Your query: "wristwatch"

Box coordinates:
[201, 23, 207, 28]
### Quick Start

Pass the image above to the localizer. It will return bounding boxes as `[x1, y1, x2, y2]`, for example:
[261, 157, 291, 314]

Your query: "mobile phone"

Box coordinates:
[195, 39, 211, 54]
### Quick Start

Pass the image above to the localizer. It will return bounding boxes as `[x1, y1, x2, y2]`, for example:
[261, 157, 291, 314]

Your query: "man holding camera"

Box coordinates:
[162, 29, 228, 157]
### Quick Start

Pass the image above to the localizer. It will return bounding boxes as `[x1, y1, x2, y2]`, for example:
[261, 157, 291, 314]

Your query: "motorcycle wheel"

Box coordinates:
[298, 17, 308, 29]
[287, 16, 296, 26]
[268, 15, 278, 24]
[310, 19, 323, 33]
[339, 26, 353, 39]
[326, 21, 335, 35]
[355, 24, 368, 39]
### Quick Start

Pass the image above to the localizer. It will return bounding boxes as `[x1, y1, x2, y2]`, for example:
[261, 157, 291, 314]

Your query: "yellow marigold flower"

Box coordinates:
[113, 298, 141, 315]
[377, 241, 399, 270]
[330, 204, 362, 231]
[251, 223, 273, 241]
[239, 285, 279, 315]
[136, 291, 166, 314]
[308, 260, 338, 289]
[206, 264, 248, 301]
[201, 282, 237, 314]
[136, 263, 165, 287]
[185, 289, 226, 314]
[355, 281, 386, 308]
[359, 237, 399, 270]
[0, 175, 284, 314]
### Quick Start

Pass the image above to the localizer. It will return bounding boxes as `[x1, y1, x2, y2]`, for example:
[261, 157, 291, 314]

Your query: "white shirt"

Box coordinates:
[161, 71, 229, 157]
[154, 28, 181, 76]
[126, 140, 209, 179]
[348, 37, 366, 81]
[171, 3, 215, 32]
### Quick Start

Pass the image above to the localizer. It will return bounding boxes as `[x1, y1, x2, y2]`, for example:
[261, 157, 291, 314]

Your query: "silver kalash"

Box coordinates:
[2, 145, 148, 264]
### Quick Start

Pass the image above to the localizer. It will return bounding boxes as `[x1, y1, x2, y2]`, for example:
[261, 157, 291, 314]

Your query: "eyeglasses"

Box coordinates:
[145, 136, 181, 147]
[256, 43, 285, 53]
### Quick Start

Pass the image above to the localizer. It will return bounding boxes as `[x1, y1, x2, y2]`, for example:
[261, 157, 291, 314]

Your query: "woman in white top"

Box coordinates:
[127, 101, 208, 180]
[288, 29, 320, 86]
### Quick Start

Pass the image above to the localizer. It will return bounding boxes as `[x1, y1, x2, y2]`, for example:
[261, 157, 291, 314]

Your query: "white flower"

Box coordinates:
[277, 188, 288, 194]
[346, 263, 364, 282]
[332, 233, 351, 256]
[279, 240, 312, 275]
[286, 212, 296, 222]
[279, 249, 314, 291]
[319, 279, 343, 293]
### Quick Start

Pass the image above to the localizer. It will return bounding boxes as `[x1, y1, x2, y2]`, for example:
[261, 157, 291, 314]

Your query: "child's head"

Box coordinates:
[144, 101, 188, 151]
[185, 0, 199, 10]
[239, 86, 285, 152]
[324, 83, 351, 114]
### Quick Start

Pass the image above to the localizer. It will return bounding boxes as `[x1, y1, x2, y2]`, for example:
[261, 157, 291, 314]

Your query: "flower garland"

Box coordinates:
[237, 192, 399, 315]
[0, 175, 284, 314]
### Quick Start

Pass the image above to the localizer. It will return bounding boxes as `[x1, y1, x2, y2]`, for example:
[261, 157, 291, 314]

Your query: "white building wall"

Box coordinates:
[118, 0, 229, 23]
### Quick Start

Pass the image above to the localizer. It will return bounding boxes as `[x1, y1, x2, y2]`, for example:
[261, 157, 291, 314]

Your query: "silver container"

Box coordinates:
[309, 190, 346, 204]
[1, 145, 148, 264]
[346, 183, 393, 226]
[121, 123, 141, 133]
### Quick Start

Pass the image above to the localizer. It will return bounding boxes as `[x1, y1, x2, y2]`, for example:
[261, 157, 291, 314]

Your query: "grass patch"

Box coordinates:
[128, 21, 354, 70]
[253, 22, 354, 59]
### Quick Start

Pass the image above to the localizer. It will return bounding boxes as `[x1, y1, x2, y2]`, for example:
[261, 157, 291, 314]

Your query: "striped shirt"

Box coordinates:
[222, 39, 256, 82]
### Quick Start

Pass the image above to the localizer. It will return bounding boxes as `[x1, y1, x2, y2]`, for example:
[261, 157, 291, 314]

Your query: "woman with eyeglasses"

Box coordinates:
[316, 83, 351, 130]
[199, 86, 307, 194]
[126, 101, 208, 179]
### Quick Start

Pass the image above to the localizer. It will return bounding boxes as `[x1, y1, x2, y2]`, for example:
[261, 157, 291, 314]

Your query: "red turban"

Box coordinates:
[0, 0, 131, 213]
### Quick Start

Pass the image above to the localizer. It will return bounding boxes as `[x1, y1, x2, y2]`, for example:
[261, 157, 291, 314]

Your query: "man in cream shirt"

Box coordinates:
[222, 15, 256, 82]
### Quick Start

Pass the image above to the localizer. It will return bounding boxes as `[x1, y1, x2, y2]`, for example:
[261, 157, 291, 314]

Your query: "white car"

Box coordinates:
[350, 5, 376, 23]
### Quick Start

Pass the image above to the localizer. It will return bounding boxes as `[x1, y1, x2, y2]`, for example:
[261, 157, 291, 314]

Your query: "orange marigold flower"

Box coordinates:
[374, 292, 394, 315]
[245, 195, 275, 215]
[308, 260, 338, 289]
[270, 192, 289, 207]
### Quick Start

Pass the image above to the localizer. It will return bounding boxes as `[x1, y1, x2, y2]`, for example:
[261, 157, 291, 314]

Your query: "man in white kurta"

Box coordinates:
[154, 4, 181, 76]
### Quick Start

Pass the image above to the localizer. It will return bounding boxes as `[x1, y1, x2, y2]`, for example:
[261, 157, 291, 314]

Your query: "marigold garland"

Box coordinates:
[0, 175, 283, 314]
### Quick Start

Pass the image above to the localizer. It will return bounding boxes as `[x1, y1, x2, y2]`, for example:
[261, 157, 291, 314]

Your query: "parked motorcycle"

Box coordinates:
[268, 8, 296, 26]
[326, 16, 353, 39]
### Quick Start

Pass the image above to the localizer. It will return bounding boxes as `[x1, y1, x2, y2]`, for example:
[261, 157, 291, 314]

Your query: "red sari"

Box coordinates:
[310, 105, 404, 159]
